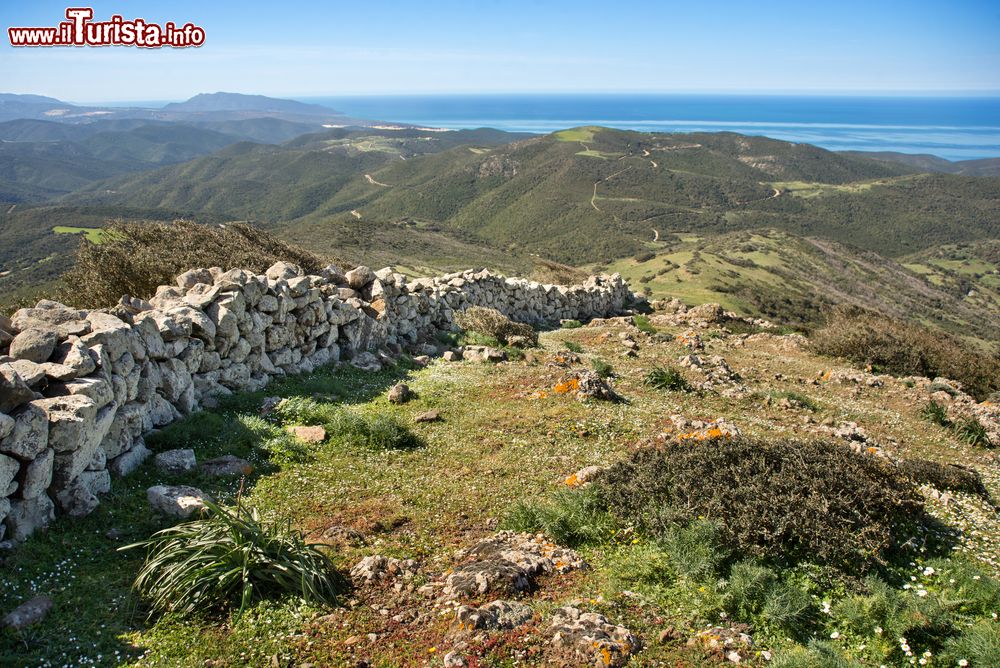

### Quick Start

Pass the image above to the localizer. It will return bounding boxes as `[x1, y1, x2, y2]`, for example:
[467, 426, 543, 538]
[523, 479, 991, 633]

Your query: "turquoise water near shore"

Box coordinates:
[303, 94, 1000, 161]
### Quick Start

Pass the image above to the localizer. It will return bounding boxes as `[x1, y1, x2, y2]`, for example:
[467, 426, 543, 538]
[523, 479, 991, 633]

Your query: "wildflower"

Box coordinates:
[875, 626, 883, 635]
[917, 589, 928, 597]
[830, 631, 840, 639]
[959, 660, 969, 666]
[821, 600, 832, 614]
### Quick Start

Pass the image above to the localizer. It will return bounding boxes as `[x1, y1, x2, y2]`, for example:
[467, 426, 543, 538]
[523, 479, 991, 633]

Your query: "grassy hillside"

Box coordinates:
[2, 315, 997, 666]
[594, 229, 1000, 341]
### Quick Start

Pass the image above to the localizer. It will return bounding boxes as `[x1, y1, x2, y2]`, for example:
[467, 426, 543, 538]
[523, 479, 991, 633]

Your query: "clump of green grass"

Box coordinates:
[560, 319, 583, 329]
[632, 314, 657, 335]
[921, 400, 952, 427]
[644, 366, 691, 392]
[563, 340, 583, 354]
[771, 390, 819, 411]
[941, 620, 1000, 666]
[269, 398, 421, 450]
[591, 358, 614, 379]
[724, 561, 813, 637]
[122, 501, 346, 618]
[956, 417, 993, 448]
[502, 486, 616, 548]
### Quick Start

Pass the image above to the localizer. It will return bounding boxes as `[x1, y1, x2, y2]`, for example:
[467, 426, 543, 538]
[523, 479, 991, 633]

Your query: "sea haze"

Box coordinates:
[302, 94, 1000, 161]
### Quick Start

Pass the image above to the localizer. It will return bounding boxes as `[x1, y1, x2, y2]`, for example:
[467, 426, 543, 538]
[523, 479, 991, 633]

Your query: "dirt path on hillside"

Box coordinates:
[365, 174, 390, 187]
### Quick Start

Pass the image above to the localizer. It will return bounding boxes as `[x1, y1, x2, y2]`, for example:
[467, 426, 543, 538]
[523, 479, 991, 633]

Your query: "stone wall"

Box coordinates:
[0, 263, 635, 543]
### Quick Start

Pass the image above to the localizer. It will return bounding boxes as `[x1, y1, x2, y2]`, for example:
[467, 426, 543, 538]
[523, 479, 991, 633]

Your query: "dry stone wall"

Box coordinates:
[0, 263, 635, 543]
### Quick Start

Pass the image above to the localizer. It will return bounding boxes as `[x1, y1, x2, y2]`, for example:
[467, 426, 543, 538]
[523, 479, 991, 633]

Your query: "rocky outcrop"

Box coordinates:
[0, 264, 635, 543]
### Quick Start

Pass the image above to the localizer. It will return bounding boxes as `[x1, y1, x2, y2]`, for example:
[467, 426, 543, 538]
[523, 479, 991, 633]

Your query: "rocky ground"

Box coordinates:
[0, 300, 997, 667]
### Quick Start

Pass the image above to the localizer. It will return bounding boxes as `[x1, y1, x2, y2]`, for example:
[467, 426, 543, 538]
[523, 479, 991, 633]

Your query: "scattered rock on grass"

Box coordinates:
[565, 465, 605, 488]
[1, 595, 53, 630]
[444, 531, 587, 600]
[549, 605, 642, 667]
[414, 409, 441, 423]
[688, 625, 754, 664]
[146, 485, 211, 518]
[350, 555, 419, 585]
[454, 599, 535, 633]
[462, 346, 506, 364]
[575, 371, 623, 402]
[154, 448, 196, 475]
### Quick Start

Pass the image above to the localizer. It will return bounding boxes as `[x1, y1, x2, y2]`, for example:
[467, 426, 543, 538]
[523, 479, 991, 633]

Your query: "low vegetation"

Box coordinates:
[59, 219, 329, 308]
[810, 306, 1000, 400]
[643, 365, 691, 392]
[454, 305, 538, 347]
[123, 501, 346, 618]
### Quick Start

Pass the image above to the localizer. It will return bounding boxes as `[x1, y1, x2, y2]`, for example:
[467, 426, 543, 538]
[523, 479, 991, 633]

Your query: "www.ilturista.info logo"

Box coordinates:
[8, 7, 205, 48]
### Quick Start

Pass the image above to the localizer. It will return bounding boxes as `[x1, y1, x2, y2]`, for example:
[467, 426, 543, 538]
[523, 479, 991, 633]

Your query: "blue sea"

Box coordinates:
[303, 94, 1000, 161]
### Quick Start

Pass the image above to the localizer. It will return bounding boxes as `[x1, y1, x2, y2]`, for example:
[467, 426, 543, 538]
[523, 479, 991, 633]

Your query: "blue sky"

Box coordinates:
[1, 0, 999, 102]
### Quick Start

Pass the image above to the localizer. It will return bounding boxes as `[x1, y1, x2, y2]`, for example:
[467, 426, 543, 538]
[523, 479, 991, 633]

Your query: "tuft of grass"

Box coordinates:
[591, 357, 615, 379]
[771, 390, 819, 411]
[632, 314, 657, 335]
[941, 620, 1000, 666]
[563, 340, 583, 354]
[657, 520, 728, 582]
[121, 501, 346, 618]
[560, 319, 583, 329]
[502, 486, 617, 548]
[644, 366, 692, 392]
[955, 417, 993, 448]
[921, 400, 952, 427]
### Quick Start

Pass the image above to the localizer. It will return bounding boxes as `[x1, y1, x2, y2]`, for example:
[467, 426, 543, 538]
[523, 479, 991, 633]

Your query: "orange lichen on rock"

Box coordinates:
[554, 378, 581, 394]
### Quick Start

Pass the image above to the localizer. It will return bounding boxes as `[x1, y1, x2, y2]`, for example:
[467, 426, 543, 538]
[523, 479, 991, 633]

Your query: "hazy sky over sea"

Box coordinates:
[1, 0, 999, 102]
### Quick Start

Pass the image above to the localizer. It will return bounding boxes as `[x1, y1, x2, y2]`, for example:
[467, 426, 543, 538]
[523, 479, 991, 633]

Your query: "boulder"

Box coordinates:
[18, 448, 54, 499]
[0, 402, 48, 460]
[146, 485, 211, 518]
[108, 440, 151, 477]
[0, 453, 18, 496]
[289, 425, 326, 443]
[345, 266, 374, 290]
[4, 495, 55, 542]
[0, 363, 35, 413]
[154, 449, 196, 475]
[266, 261, 303, 281]
[1, 595, 53, 630]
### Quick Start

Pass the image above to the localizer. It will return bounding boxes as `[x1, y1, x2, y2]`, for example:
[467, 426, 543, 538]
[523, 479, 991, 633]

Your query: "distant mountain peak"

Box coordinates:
[162, 92, 340, 116]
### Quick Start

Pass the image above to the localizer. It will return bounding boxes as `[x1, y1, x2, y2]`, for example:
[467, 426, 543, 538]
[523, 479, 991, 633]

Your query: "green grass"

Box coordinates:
[553, 127, 597, 142]
[644, 366, 691, 392]
[53, 225, 107, 244]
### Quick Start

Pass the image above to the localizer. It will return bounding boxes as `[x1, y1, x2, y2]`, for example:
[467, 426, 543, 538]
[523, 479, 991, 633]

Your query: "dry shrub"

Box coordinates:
[897, 458, 990, 499]
[60, 220, 329, 307]
[454, 305, 537, 347]
[596, 437, 926, 572]
[809, 305, 1000, 400]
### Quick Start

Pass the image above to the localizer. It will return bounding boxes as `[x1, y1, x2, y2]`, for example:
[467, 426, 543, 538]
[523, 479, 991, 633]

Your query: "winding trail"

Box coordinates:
[652, 228, 660, 242]
[590, 166, 633, 213]
[364, 174, 390, 187]
[350, 210, 362, 219]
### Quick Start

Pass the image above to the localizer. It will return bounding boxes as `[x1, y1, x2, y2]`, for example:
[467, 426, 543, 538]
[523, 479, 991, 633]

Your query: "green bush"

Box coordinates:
[921, 400, 952, 427]
[596, 437, 926, 572]
[897, 458, 989, 498]
[644, 366, 692, 392]
[657, 520, 727, 581]
[560, 319, 583, 329]
[809, 305, 1000, 400]
[724, 561, 813, 636]
[61, 220, 328, 308]
[122, 502, 346, 618]
[941, 620, 1000, 666]
[454, 306, 538, 347]
[563, 340, 583, 354]
[591, 358, 615, 379]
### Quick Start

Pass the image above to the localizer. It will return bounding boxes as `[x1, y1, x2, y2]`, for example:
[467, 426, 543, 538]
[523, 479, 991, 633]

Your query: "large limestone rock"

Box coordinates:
[154, 449, 196, 475]
[147, 485, 211, 518]
[9, 328, 58, 363]
[4, 495, 55, 542]
[0, 402, 48, 460]
[0, 363, 34, 413]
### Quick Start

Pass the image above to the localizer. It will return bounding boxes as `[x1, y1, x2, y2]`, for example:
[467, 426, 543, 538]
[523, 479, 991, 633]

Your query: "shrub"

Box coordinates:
[770, 641, 863, 668]
[632, 314, 657, 334]
[501, 486, 616, 548]
[563, 340, 583, 354]
[122, 502, 346, 618]
[454, 306, 538, 347]
[633, 250, 656, 263]
[560, 319, 583, 329]
[955, 418, 993, 448]
[921, 400, 952, 427]
[941, 621, 1000, 667]
[771, 390, 818, 411]
[596, 437, 926, 572]
[657, 520, 728, 581]
[61, 220, 328, 307]
[591, 358, 615, 379]
[897, 458, 989, 498]
[724, 561, 813, 636]
[809, 305, 1000, 400]
[644, 366, 691, 392]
